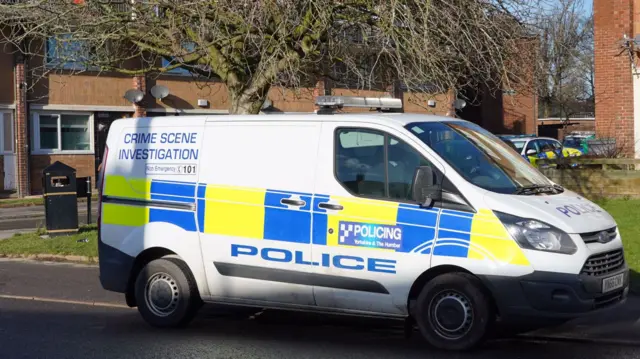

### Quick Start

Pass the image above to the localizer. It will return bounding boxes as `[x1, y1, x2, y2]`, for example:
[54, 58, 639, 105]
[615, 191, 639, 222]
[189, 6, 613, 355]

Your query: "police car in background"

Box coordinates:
[499, 135, 583, 168]
[97, 96, 628, 352]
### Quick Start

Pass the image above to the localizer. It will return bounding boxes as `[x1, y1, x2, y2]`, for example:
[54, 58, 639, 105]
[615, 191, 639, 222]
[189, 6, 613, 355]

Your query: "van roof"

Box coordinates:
[124, 113, 465, 128]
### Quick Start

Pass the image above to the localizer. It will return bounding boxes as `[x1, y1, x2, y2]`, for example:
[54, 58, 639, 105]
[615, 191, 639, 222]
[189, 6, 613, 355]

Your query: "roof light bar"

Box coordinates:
[315, 96, 403, 109]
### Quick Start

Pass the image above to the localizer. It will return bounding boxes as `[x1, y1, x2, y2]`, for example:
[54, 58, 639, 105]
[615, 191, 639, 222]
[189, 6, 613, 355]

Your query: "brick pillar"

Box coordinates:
[594, 0, 635, 156]
[385, 80, 404, 112]
[133, 75, 147, 117]
[14, 54, 29, 197]
[312, 78, 327, 112]
[446, 88, 456, 117]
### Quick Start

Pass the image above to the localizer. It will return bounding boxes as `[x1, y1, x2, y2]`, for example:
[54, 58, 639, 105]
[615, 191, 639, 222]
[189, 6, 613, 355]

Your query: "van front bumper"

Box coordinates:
[479, 265, 629, 324]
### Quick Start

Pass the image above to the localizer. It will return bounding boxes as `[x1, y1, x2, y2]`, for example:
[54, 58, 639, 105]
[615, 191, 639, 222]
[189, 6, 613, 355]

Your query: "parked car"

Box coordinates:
[498, 135, 583, 168]
[562, 132, 596, 155]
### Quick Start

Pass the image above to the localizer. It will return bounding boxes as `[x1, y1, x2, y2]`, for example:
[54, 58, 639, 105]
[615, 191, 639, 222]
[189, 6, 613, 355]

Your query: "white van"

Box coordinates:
[97, 96, 628, 351]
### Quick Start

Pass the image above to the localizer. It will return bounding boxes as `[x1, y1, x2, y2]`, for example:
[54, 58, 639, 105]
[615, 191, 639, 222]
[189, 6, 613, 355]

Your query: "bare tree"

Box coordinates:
[1, 0, 542, 114]
[536, 0, 594, 120]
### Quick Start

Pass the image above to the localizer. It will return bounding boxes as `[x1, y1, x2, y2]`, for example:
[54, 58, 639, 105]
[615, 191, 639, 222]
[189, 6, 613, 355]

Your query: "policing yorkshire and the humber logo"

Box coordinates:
[338, 221, 403, 250]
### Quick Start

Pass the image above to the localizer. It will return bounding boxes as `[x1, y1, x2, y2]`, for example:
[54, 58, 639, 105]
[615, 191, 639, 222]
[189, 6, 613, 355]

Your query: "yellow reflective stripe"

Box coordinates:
[326, 196, 398, 250]
[102, 203, 149, 227]
[204, 185, 265, 239]
[469, 209, 529, 266]
[103, 175, 151, 200]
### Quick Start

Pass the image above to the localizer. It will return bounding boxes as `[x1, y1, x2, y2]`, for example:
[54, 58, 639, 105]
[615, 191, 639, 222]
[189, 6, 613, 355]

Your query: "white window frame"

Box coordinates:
[0, 110, 13, 155]
[31, 111, 94, 155]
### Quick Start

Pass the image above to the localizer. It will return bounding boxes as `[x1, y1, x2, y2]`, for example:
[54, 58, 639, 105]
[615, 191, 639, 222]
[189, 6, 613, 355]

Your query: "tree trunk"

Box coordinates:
[228, 86, 270, 115]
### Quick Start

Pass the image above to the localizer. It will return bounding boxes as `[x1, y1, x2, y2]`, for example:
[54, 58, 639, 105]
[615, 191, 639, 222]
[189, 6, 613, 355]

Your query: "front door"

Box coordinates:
[310, 123, 446, 316]
[1, 111, 15, 191]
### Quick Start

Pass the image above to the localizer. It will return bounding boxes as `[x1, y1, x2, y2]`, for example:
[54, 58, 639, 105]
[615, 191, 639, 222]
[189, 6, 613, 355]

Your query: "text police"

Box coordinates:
[231, 244, 397, 274]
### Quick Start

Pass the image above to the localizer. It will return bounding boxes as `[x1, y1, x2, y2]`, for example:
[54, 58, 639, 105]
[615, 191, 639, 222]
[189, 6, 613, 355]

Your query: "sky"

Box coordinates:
[539, 0, 593, 15]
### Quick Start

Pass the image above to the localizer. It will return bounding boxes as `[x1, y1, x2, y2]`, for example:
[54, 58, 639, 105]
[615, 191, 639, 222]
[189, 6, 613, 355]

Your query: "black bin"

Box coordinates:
[42, 161, 78, 236]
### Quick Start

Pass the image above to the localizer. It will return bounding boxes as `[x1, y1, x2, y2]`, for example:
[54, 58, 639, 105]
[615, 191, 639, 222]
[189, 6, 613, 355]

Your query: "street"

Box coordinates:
[1, 260, 640, 359]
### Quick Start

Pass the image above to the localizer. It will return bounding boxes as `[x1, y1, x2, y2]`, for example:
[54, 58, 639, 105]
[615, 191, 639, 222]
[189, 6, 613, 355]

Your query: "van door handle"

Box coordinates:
[318, 202, 344, 211]
[281, 198, 306, 207]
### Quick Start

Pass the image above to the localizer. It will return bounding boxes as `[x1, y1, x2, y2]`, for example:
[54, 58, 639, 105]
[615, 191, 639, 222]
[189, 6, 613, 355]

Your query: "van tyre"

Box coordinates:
[414, 272, 494, 351]
[135, 258, 202, 328]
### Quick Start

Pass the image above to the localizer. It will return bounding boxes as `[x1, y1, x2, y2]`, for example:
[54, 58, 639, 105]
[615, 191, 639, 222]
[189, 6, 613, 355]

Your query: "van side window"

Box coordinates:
[335, 129, 386, 197]
[387, 136, 433, 200]
[335, 128, 433, 201]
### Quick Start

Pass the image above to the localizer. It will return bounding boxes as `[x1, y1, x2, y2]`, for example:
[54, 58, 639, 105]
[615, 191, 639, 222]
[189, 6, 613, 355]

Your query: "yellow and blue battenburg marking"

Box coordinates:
[102, 176, 198, 231]
[102, 175, 529, 266]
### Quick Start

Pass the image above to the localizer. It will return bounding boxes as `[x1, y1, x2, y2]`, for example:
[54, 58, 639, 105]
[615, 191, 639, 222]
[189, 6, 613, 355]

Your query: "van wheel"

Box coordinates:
[414, 272, 494, 351]
[134, 258, 202, 328]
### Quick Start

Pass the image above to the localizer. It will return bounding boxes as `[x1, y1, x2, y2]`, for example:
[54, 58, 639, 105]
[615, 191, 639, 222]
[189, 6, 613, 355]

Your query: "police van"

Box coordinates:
[97, 96, 629, 351]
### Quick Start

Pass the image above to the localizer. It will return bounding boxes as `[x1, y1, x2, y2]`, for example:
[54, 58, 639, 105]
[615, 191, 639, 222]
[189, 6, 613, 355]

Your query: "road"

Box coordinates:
[1, 260, 639, 359]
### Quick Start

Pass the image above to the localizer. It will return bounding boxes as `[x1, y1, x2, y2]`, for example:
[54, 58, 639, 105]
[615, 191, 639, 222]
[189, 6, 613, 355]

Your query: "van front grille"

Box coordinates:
[580, 249, 625, 277]
[580, 227, 617, 244]
[594, 289, 625, 309]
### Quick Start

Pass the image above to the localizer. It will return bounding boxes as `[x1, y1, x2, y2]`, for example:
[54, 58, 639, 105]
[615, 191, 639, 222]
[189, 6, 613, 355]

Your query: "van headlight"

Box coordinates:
[495, 212, 577, 254]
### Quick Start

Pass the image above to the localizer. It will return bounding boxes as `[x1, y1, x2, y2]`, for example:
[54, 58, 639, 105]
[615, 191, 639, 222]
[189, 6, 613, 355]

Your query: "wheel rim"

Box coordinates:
[428, 290, 473, 340]
[144, 272, 180, 317]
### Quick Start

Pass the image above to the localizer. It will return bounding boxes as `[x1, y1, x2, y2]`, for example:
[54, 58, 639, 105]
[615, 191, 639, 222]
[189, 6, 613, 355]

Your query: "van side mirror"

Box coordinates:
[412, 166, 442, 208]
[526, 149, 537, 156]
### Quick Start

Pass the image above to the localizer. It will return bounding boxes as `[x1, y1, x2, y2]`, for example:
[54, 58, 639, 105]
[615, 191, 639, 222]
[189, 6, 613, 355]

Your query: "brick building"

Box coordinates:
[0, 41, 537, 197]
[594, 0, 640, 158]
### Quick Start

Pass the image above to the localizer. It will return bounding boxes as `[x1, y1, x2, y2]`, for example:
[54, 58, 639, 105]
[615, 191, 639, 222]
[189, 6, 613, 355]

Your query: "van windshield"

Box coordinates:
[406, 121, 555, 194]
[563, 137, 583, 148]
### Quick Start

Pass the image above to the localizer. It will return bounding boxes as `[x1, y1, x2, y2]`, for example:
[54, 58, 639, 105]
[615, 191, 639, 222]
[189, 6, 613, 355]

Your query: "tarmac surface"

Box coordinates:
[1, 259, 640, 359]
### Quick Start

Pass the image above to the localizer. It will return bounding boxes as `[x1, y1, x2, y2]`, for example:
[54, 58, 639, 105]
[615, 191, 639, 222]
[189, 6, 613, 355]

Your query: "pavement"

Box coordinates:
[1, 259, 640, 358]
[0, 203, 97, 231]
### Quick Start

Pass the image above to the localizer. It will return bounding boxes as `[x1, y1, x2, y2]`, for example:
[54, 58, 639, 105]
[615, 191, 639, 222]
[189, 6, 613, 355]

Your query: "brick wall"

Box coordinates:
[540, 167, 640, 199]
[594, 0, 635, 154]
[503, 91, 538, 135]
[30, 154, 95, 194]
[133, 75, 147, 118]
[403, 92, 452, 115]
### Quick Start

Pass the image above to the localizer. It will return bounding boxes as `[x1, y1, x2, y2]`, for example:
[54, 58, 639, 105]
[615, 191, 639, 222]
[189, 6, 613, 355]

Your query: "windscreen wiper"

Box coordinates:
[514, 184, 564, 195]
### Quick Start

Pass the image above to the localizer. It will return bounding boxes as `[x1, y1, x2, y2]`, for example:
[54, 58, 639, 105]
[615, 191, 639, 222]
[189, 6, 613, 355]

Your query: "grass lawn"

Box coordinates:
[596, 199, 640, 292]
[0, 224, 98, 259]
[0, 199, 637, 292]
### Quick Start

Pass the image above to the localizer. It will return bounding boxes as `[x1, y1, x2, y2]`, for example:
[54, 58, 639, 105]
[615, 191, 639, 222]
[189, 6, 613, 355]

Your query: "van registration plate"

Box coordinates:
[602, 273, 624, 293]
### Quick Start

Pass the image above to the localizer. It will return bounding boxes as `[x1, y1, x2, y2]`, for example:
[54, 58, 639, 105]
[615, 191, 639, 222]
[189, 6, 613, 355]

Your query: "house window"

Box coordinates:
[161, 41, 195, 76]
[45, 34, 93, 70]
[160, 42, 216, 77]
[1, 112, 12, 153]
[32, 113, 93, 154]
[161, 57, 192, 76]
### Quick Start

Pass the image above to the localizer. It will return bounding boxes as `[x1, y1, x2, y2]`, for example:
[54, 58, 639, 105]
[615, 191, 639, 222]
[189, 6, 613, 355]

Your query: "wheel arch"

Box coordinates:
[125, 247, 189, 307]
[406, 265, 500, 318]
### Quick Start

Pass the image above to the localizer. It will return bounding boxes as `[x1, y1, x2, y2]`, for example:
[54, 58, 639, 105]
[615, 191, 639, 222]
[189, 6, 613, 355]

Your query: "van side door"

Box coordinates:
[197, 120, 321, 306]
[310, 122, 447, 316]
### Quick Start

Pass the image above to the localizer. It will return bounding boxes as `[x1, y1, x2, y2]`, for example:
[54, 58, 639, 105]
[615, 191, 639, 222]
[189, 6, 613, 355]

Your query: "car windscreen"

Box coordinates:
[406, 121, 553, 194]
[509, 140, 526, 151]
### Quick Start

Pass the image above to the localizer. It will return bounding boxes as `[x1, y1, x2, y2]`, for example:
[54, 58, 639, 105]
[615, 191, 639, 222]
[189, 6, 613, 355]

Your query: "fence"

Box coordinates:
[537, 158, 640, 199]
